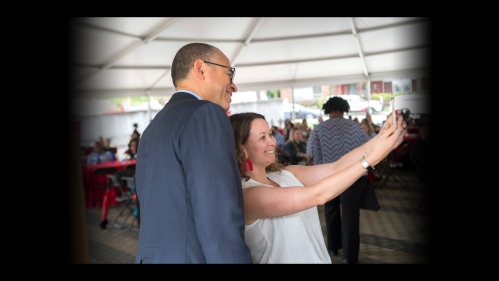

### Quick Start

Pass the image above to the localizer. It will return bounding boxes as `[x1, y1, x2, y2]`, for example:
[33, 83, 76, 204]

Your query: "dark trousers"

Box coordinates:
[325, 176, 368, 263]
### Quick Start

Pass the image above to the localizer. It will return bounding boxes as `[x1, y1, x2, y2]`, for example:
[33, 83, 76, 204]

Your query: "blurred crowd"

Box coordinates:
[81, 123, 140, 165]
[276, 111, 384, 167]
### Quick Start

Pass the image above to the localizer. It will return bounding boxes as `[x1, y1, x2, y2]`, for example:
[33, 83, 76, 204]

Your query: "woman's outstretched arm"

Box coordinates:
[242, 119, 405, 225]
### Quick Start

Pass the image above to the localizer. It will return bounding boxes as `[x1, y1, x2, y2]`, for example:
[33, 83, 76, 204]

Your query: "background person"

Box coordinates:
[86, 141, 111, 164]
[102, 138, 113, 152]
[301, 119, 312, 142]
[283, 121, 293, 142]
[229, 111, 406, 263]
[124, 138, 138, 160]
[361, 119, 377, 140]
[133, 123, 140, 137]
[307, 96, 381, 264]
[285, 127, 308, 165]
[100, 139, 139, 229]
[271, 126, 285, 152]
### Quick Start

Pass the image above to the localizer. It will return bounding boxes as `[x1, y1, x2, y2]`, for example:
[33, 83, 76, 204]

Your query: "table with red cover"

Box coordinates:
[82, 159, 136, 207]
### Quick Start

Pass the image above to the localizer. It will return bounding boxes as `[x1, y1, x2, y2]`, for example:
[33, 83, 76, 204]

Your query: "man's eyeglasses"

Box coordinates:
[202, 61, 236, 84]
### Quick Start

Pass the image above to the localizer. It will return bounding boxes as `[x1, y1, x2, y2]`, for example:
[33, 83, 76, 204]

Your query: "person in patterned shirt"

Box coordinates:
[307, 96, 377, 264]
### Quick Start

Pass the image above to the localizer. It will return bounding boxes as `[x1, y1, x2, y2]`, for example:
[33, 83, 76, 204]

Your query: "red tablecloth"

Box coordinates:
[82, 159, 136, 207]
[402, 134, 419, 152]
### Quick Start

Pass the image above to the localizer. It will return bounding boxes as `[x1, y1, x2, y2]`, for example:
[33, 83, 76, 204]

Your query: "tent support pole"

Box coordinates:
[291, 82, 296, 121]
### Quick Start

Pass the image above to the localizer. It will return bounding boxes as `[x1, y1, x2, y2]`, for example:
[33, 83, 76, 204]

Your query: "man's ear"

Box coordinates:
[192, 59, 207, 81]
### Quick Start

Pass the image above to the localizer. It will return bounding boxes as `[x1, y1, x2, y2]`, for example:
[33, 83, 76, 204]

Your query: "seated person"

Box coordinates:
[124, 138, 138, 160]
[361, 119, 377, 140]
[285, 127, 308, 165]
[271, 126, 285, 152]
[86, 141, 111, 164]
[102, 138, 116, 160]
[102, 138, 113, 152]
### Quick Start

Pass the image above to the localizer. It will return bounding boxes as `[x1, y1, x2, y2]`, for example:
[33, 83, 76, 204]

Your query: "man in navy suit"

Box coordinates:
[135, 43, 253, 263]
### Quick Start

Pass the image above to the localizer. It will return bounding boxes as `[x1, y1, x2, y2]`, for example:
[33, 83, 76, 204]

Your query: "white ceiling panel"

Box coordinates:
[359, 21, 430, 53]
[234, 64, 298, 84]
[113, 41, 242, 67]
[150, 71, 175, 88]
[354, 17, 423, 29]
[75, 69, 168, 90]
[364, 48, 431, 73]
[83, 17, 167, 37]
[294, 57, 365, 80]
[252, 17, 351, 39]
[69, 17, 431, 98]
[236, 34, 358, 65]
[156, 17, 255, 40]
[70, 25, 137, 65]
[70, 66, 98, 83]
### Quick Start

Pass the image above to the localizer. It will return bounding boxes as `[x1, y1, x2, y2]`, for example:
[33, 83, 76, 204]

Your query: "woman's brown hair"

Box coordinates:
[229, 113, 283, 181]
[361, 119, 374, 136]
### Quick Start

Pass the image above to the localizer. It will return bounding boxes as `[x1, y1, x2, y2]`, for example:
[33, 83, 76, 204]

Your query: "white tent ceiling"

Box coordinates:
[69, 17, 431, 99]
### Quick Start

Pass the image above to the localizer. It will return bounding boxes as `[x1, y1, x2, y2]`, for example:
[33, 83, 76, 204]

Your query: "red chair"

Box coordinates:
[84, 147, 94, 155]
[407, 127, 419, 134]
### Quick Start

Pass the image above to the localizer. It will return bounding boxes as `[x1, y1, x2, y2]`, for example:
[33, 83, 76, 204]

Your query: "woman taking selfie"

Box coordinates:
[228, 110, 407, 263]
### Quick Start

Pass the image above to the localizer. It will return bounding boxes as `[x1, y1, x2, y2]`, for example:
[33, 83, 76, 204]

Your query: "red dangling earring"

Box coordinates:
[244, 157, 253, 171]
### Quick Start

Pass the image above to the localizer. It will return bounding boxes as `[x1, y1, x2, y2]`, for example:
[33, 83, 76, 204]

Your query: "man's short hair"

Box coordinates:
[171, 43, 220, 87]
[323, 96, 350, 114]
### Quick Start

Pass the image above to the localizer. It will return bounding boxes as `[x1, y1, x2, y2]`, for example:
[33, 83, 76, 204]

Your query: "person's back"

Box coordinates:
[136, 94, 248, 263]
[309, 118, 366, 164]
[306, 97, 370, 264]
[135, 42, 251, 264]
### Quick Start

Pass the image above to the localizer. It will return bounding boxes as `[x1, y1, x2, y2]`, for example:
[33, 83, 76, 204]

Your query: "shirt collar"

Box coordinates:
[175, 90, 203, 100]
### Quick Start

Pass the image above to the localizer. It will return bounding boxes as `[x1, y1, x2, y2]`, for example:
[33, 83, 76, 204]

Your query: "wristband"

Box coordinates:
[359, 156, 374, 171]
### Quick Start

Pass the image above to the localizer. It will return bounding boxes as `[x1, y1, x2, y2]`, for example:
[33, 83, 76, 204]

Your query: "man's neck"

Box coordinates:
[176, 84, 207, 100]
[329, 111, 344, 119]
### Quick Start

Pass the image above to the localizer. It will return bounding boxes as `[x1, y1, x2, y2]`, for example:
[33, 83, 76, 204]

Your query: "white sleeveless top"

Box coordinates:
[242, 169, 331, 264]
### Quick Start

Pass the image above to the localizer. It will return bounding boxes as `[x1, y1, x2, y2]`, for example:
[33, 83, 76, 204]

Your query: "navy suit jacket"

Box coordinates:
[135, 92, 252, 263]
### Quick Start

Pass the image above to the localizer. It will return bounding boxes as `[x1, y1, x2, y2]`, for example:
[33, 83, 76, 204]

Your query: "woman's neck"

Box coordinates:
[246, 166, 270, 185]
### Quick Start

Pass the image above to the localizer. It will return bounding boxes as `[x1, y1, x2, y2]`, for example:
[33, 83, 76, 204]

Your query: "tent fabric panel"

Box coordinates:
[70, 25, 138, 66]
[82, 17, 167, 37]
[236, 34, 358, 65]
[75, 69, 169, 90]
[364, 48, 431, 74]
[293, 57, 365, 80]
[353, 17, 424, 29]
[112, 40, 242, 67]
[251, 17, 352, 40]
[155, 17, 255, 41]
[358, 21, 431, 54]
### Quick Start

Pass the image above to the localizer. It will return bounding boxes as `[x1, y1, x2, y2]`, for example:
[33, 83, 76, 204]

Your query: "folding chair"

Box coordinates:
[93, 167, 118, 206]
[113, 176, 139, 231]
[410, 155, 431, 209]
[377, 143, 409, 189]
[106, 174, 132, 203]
